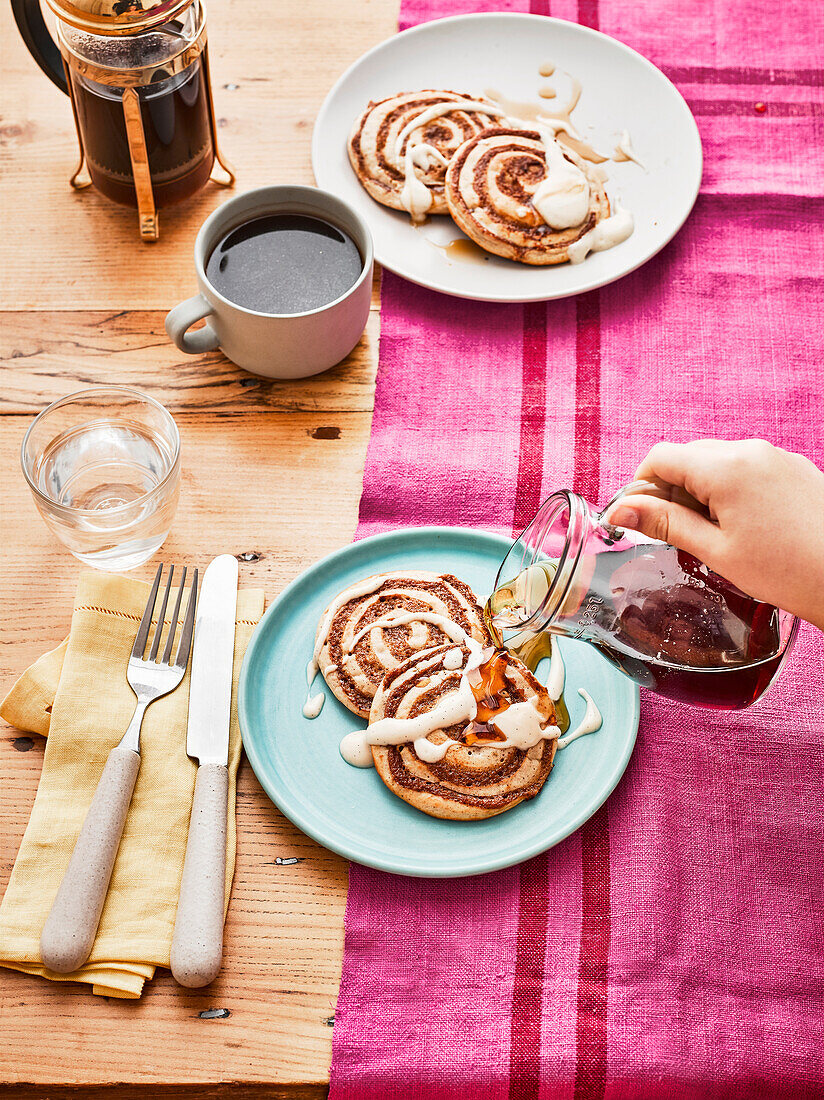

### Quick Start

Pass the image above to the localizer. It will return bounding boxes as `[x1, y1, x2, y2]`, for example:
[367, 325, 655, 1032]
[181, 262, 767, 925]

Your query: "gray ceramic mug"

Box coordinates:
[165, 185, 373, 379]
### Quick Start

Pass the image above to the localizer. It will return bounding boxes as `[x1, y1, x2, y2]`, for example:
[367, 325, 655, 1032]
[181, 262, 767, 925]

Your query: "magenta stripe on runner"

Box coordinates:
[663, 65, 824, 87]
[510, 13, 553, 1098]
[509, 854, 550, 1100]
[572, 284, 611, 1100]
[513, 301, 550, 534]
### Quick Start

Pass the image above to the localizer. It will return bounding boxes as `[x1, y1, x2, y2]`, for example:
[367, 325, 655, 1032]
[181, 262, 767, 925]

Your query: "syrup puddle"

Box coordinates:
[440, 238, 490, 264]
[414, 224, 491, 265]
[485, 75, 608, 165]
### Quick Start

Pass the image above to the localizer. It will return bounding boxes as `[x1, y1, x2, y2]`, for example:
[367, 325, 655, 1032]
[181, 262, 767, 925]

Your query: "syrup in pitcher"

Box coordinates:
[487, 487, 798, 710]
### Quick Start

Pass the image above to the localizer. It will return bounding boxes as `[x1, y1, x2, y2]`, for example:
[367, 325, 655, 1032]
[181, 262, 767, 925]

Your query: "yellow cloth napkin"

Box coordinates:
[0, 571, 264, 998]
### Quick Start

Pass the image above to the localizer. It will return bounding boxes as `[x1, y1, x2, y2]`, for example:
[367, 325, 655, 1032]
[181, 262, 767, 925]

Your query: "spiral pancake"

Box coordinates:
[315, 572, 490, 719]
[444, 127, 610, 265]
[370, 645, 558, 821]
[348, 90, 506, 219]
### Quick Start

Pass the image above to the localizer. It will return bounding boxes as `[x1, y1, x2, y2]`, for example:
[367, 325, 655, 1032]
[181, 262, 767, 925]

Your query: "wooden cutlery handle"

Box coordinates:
[40, 746, 140, 974]
[170, 763, 228, 988]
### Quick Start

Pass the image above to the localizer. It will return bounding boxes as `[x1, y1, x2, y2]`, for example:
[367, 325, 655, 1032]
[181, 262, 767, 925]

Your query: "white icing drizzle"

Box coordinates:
[407, 618, 431, 649]
[303, 656, 325, 720]
[614, 129, 646, 170]
[345, 610, 472, 653]
[490, 700, 561, 750]
[303, 693, 325, 719]
[557, 689, 603, 749]
[443, 648, 464, 670]
[409, 142, 450, 172]
[340, 727, 460, 767]
[323, 576, 603, 769]
[395, 99, 507, 152]
[547, 642, 565, 701]
[395, 98, 507, 222]
[313, 571, 440, 662]
[400, 143, 437, 223]
[535, 114, 582, 142]
[367, 641, 481, 743]
[532, 126, 591, 230]
[314, 576, 386, 661]
[339, 637, 484, 768]
[413, 736, 460, 762]
[567, 206, 634, 264]
[340, 730, 376, 767]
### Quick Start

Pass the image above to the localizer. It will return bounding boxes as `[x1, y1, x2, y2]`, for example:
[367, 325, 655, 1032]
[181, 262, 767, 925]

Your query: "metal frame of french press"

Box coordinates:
[60, 22, 235, 242]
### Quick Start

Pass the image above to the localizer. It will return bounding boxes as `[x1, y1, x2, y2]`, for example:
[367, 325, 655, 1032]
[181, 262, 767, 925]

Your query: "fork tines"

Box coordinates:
[131, 563, 199, 669]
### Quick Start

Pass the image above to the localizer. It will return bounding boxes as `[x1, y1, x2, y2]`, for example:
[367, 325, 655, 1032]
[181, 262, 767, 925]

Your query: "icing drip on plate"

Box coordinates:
[303, 692, 325, 719]
[303, 656, 326, 718]
[613, 129, 646, 170]
[567, 206, 634, 263]
[557, 689, 602, 748]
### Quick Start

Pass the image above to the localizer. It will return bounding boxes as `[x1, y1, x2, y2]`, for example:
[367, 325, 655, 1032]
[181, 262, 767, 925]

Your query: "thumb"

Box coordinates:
[608, 498, 724, 564]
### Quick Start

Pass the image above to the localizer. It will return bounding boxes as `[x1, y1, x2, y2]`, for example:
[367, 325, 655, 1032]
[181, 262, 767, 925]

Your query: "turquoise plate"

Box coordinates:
[239, 527, 640, 878]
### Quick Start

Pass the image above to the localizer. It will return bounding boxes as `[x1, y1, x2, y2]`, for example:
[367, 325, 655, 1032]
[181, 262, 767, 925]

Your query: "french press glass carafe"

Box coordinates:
[12, 0, 235, 240]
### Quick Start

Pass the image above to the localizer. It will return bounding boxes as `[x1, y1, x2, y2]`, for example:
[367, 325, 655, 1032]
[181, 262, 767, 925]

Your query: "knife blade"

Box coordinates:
[171, 553, 238, 988]
[186, 554, 238, 766]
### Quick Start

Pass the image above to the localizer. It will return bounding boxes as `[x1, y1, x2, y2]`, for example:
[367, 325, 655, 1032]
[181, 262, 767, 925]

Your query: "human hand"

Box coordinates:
[608, 439, 824, 630]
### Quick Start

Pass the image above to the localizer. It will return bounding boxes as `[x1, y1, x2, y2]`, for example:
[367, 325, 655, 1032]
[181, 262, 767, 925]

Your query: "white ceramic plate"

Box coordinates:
[312, 12, 702, 303]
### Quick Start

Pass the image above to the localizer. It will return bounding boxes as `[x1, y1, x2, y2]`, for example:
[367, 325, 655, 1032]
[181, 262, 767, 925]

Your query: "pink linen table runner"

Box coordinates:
[329, 1, 824, 1096]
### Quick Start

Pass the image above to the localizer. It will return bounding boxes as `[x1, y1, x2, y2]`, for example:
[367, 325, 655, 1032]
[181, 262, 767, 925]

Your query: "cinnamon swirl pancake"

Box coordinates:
[369, 644, 558, 820]
[314, 571, 490, 719]
[348, 91, 507, 222]
[444, 127, 610, 264]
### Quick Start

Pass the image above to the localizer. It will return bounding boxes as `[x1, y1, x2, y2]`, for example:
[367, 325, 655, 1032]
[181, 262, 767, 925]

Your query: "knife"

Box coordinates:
[171, 554, 238, 988]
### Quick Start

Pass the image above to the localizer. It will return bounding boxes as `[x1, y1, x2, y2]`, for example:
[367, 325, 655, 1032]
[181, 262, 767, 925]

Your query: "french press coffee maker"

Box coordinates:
[12, 0, 234, 241]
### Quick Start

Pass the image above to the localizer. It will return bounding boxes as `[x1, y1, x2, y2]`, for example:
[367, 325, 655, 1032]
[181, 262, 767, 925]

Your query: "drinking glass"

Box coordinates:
[21, 387, 181, 571]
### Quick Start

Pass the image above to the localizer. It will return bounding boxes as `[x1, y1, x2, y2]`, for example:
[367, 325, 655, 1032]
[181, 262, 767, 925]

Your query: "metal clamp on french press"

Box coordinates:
[12, 0, 235, 241]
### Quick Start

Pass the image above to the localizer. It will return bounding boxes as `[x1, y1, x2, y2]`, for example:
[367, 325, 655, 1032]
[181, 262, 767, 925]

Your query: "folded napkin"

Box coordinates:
[0, 571, 264, 998]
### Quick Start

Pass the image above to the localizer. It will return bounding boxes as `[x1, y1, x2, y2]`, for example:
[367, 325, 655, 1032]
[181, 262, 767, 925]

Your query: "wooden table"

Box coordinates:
[0, 0, 398, 1093]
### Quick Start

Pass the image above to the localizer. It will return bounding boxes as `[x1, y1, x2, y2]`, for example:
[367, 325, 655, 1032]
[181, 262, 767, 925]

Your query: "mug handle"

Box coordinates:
[165, 295, 221, 354]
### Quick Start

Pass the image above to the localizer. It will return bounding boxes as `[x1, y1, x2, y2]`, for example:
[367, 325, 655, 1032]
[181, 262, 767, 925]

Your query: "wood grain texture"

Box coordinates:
[0, 0, 398, 309]
[0, 0, 400, 1090]
[0, 300, 380, 415]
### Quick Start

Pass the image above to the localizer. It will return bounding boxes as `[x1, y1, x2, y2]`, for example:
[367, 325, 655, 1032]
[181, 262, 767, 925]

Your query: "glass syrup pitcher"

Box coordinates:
[12, 0, 235, 241]
[487, 481, 799, 709]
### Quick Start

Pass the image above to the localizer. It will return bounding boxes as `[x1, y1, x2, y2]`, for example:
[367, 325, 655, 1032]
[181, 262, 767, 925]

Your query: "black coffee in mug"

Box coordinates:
[205, 213, 363, 316]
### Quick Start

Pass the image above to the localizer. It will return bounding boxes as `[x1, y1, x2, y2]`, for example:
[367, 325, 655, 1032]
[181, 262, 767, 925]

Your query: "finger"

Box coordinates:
[633, 440, 726, 501]
[608, 497, 726, 565]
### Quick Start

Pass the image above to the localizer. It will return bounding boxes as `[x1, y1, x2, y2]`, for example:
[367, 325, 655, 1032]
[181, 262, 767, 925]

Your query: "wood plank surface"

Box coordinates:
[0, 0, 399, 1091]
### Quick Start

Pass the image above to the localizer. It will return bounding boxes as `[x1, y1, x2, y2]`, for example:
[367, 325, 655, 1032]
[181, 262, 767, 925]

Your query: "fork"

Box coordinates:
[40, 563, 198, 975]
